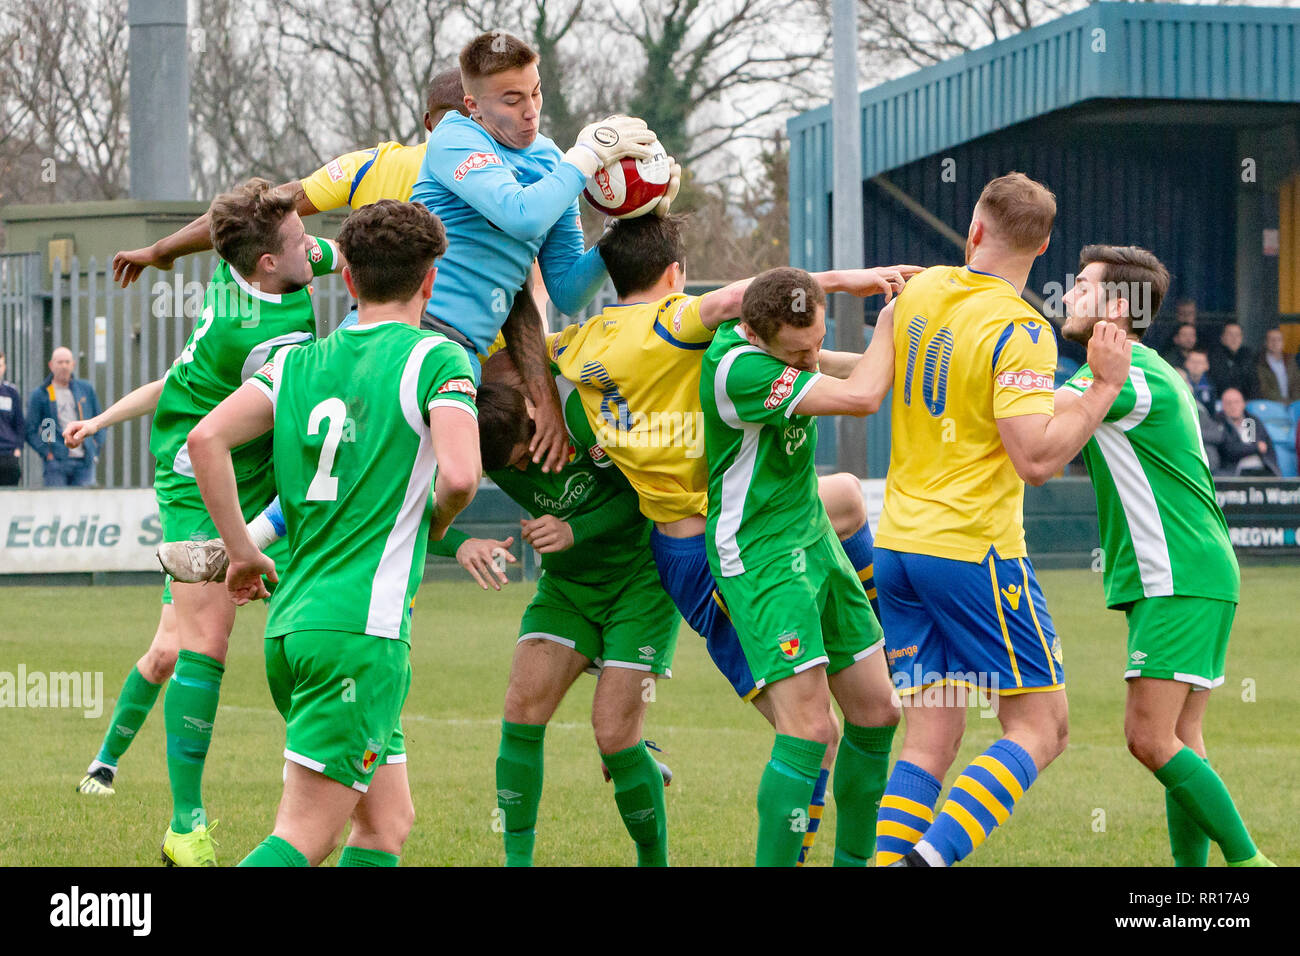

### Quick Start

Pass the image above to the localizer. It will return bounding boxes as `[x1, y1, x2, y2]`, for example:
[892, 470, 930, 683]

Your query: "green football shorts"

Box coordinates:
[517, 555, 678, 677]
[1124, 595, 1235, 690]
[154, 461, 277, 544]
[716, 529, 884, 692]
[264, 629, 411, 792]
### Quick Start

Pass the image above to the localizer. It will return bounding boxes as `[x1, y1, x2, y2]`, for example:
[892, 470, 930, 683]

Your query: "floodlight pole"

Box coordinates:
[832, 0, 867, 476]
[129, 0, 190, 200]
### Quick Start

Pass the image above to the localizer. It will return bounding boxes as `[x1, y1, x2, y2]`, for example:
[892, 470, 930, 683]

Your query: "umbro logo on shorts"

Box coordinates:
[638, 645, 656, 661]
[1130, 650, 1147, 663]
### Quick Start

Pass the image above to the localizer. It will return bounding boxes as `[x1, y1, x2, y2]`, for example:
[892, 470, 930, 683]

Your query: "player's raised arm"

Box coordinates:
[997, 320, 1131, 485]
[111, 181, 317, 288]
[795, 300, 897, 416]
[63, 376, 166, 449]
[698, 265, 920, 331]
[501, 285, 568, 472]
[427, 111, 653, 244]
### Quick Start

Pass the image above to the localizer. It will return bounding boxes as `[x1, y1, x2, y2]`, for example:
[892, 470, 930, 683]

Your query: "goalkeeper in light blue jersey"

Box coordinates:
[410, 32, 677, 405]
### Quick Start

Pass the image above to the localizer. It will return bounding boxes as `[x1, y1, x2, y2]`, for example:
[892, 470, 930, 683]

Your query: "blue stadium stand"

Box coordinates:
[1248, 399, 1298, 477]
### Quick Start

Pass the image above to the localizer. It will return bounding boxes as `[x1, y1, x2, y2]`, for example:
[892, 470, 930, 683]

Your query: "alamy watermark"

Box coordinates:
[887, 662, 1003, 718]
[0, 664, 103, 718]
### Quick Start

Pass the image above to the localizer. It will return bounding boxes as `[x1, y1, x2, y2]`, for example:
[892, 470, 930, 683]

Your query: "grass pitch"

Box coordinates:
[1, 567, 1295, 866]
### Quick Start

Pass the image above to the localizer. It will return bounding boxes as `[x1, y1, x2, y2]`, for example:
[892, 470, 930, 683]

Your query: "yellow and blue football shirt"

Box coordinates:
[299, 141, 426, 212]
[549, 292, 715, 524]
[875, 265, 1058, 562]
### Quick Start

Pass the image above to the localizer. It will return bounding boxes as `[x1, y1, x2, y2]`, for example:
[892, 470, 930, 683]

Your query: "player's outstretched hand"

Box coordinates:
[111, 244, 174, 289]
[1087, 320, 1132, 390]
[521, 515, 574, 554]
[842, 265, 924, 303]
[530, 393, 570, 474]
[654, 158, 682, 218]
[457, 535, 517, 591]
[226, 549, 276, 606]
[565, 115, 656, 178]
[63, 418, 99, 450]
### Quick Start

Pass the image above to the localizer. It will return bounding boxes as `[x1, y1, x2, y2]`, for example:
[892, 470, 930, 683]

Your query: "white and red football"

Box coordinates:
[582, 140, 670, 219]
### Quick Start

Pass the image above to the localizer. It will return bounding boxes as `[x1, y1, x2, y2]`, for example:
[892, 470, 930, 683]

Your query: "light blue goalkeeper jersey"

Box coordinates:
[409, 113, 608, 360]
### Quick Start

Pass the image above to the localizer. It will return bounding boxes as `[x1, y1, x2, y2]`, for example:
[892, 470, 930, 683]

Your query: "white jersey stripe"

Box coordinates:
[713, 344, 765, 577]
[366, 338, 442, 638]
[1114, 366, 1152, 432]
[1092, 367, 1174, 597]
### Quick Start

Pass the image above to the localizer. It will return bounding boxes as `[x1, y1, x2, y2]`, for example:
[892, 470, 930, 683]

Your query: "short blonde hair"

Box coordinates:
[975, 172, 1056, 253]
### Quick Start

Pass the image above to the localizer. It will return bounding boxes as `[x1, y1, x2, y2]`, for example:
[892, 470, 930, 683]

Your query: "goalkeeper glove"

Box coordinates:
[564, 115, 657, 178]
[653, 158, 682, 218]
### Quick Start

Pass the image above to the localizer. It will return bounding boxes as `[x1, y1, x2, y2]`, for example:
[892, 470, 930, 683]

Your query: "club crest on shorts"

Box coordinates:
[356, 737, 383, 775]
[778, 631, 802, 661]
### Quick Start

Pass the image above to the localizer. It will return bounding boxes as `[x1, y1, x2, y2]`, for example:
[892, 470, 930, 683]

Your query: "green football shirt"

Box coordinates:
[1062, 341, 1239, 608]
[151, 237, 339, 482]
[701, 320, 829, 579]
[430, 371, 648, 582]
[485, 374, 649, 582]
[249, 320, 478, 641]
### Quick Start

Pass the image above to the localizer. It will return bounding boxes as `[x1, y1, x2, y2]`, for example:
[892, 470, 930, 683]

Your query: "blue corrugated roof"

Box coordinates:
[789, 1, 1300, 270]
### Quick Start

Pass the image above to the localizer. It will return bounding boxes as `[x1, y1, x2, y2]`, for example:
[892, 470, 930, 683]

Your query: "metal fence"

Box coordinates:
[0, 251, 627, 489]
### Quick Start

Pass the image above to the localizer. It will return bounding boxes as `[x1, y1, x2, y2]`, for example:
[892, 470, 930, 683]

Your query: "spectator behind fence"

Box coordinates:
[1211, 387, 1279, 477]
[1160, 320, 1197, 371]
[1254, 326, 1300, 403]
[1208, 320, 1255, 399]
[1182, 347, 1215, 411]
[25, 346, 102, 487]
[0, 350, 23, 486]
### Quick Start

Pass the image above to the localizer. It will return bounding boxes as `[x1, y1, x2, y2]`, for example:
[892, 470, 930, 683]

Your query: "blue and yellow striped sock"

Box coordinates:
[795, 768, 829, 866]
[916, 738, 1038, 866]
[838, 523, 879, 618]
[874, 759, 941, 865]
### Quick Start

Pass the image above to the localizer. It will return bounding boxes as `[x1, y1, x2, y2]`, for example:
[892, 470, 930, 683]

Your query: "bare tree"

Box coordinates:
[0, 0, 130, 201]
[607, 0, 828, 166]
[854, 0, 1084, 70]
[271, 0, 464, 149]
[189, 0, 335, 196]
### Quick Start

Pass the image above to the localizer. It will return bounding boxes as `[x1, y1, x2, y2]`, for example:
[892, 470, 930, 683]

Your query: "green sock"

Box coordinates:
[756, 734, 827, 867]
[239, 835, 308, 867]
[603, 741, 669, 867]
[497, 720, 545, 867]
[832, 722, 896, 867]
[339, 845, 399, 867]
[1166, 755, 1211, 867]
[165, 650, 224, 833]
[96, 666, 163, 768]
[1155, 747, 1257, 864]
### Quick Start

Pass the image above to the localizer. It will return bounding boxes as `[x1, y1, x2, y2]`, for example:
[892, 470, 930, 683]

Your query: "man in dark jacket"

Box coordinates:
[1211, 387, 1279, 476]
[0, 350, 23, 486]
[25, 346, 102, 487]
[1208, 321, 1255, 399]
